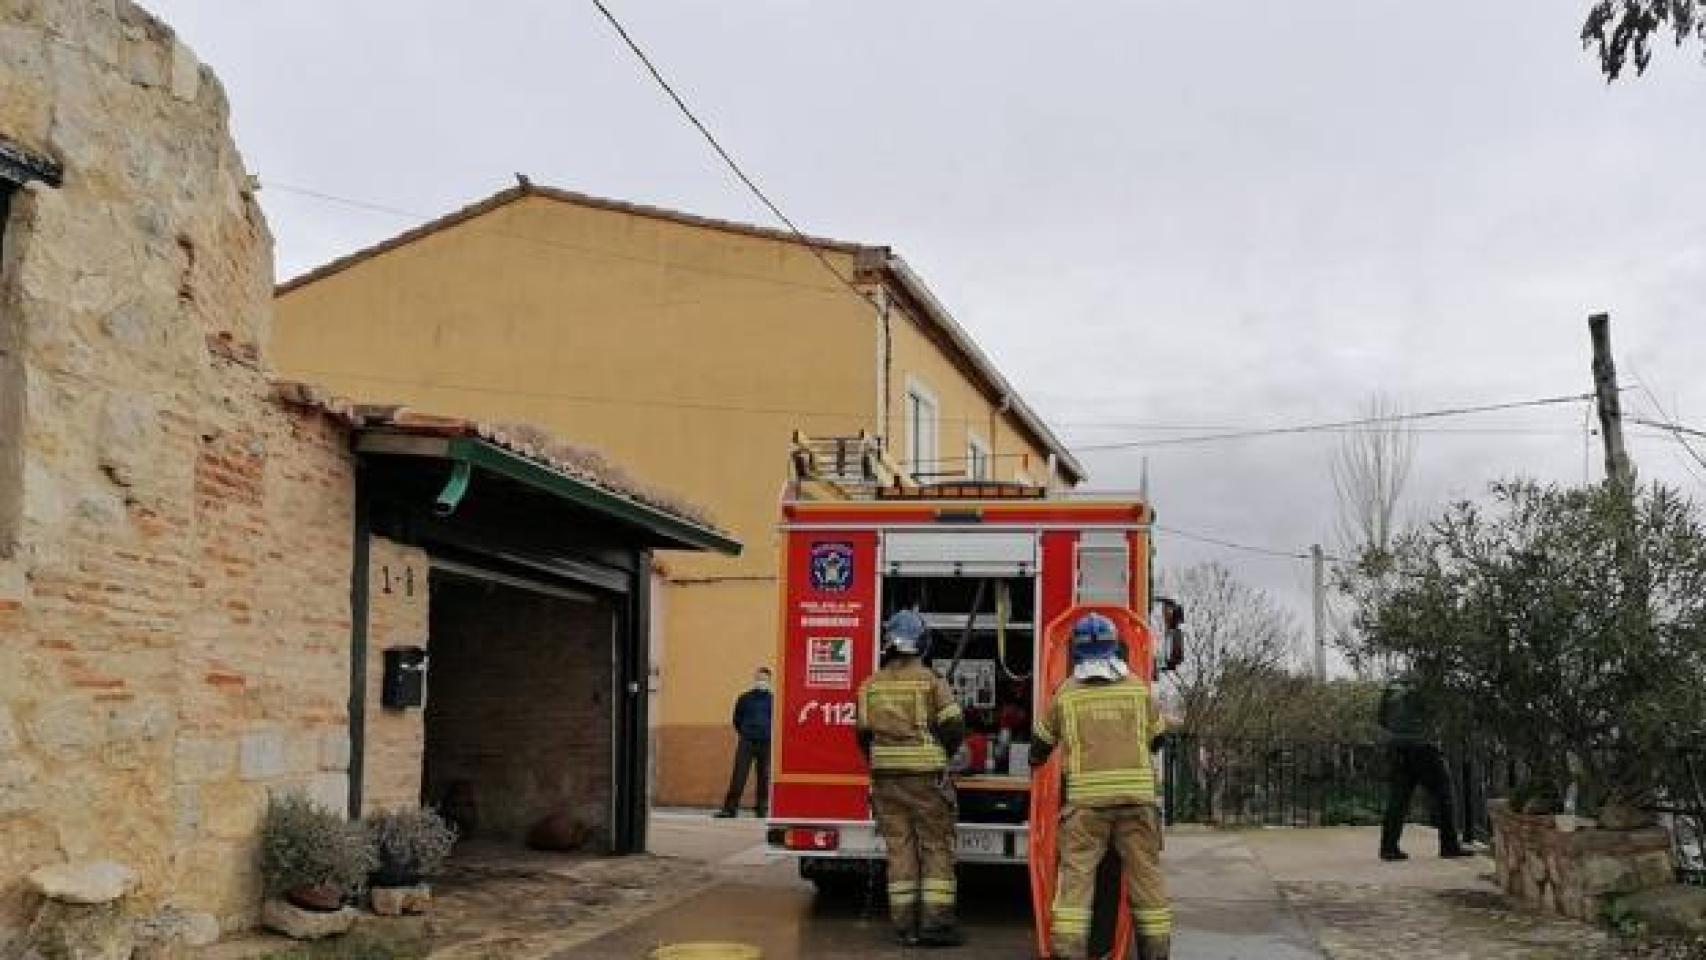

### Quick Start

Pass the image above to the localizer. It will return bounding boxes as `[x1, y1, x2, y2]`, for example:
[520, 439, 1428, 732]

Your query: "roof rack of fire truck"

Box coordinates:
[789, 431, 1055, 501]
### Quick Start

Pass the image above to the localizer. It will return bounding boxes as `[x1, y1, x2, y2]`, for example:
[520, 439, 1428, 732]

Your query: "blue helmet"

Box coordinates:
[1070, 613, 1121, 664]
[884, 610, 930, 656]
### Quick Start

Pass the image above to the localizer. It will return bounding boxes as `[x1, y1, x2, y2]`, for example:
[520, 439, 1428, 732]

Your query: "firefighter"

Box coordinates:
[1377, 673, 1470, 861]
[1032, 612, 1171, 960]
[855, 609, 967, 948]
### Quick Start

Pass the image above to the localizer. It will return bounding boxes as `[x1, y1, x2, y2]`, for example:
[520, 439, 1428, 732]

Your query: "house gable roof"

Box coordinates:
[275, 181, 1085, 484]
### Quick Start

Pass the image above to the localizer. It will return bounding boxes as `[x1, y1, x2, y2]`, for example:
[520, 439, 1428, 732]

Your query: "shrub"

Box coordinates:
[261, 794, 378, 898]
[1339, 479, 1706, 812]
[365, 808, 458, 885]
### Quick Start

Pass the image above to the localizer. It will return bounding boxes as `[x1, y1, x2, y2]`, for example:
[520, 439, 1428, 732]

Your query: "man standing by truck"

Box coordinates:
[855, 610, 967, 948]
[1032, 613, 1171, 960]
[715, 666, 773, 819]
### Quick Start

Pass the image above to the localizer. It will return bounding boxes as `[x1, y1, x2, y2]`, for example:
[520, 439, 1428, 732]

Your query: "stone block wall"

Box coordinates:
[1491, 802, 1676, 922]
[363, 536, 430, 814]
[0, 0, 358, 942]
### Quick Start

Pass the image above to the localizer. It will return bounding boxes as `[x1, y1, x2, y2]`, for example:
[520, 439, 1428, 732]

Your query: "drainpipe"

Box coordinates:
[433, 461, 473, 517]
[992, 395, 1011, 476]
[346, 463, 372, 820]
[875, 287, 892, 449]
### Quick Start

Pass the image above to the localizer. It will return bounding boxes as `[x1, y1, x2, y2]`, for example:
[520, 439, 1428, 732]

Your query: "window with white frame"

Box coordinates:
[904, 380, 939, 478]
[966, 433, 990, 480]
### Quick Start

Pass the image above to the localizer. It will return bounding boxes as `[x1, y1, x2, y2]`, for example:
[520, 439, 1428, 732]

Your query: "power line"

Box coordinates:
[1154, 524, 1345, 563]
[1626, 370, 1706, 483]
[1064, 424, 1610, 437]
[1071, 392, 1603, 453]
[1632, 416, 1706, 444]
[587, 0, 877, 312]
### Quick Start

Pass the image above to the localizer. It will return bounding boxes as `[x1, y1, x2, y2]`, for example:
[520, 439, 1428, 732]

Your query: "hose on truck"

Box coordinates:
[942, 578, 988, 689]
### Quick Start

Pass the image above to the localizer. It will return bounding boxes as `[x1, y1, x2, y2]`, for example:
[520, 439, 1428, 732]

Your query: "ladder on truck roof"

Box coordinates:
[788, 431, 911, 500]
[789, 431, 1049, 501]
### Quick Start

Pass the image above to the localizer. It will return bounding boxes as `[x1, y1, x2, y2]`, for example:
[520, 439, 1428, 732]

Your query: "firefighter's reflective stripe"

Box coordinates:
[1051, 905, 1092, 938]
[858, 661, 956, 774]
[1135, 906, 1173, 936]
[1034, 716, 1058, 745]
[870, 744, 948, 772]
[920, 878, 957, 906]
[1066, 769, 1158, 804]
[1044, 677, 1161, 807]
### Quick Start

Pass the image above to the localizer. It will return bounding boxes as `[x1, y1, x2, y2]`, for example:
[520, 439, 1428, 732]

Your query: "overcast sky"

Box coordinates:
[148, 1, 1706, 662]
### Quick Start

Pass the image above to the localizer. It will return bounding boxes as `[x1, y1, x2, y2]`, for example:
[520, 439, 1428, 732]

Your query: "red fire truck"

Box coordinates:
[765, 474, 1180, 902]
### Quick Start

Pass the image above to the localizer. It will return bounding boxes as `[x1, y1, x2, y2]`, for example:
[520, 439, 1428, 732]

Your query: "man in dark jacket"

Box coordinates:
[1378, 675, 1470, 861]
[716, 667, 773, 818]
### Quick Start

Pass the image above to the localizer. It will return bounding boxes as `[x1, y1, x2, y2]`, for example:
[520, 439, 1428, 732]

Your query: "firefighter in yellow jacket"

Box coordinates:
[855, 609, 967, 948]
[1032, 612, 1171, 960]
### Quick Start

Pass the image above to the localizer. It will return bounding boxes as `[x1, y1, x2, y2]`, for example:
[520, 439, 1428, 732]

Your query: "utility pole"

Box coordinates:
[1311, 544, 1326, 681]
[1589, 313, 1632, 486]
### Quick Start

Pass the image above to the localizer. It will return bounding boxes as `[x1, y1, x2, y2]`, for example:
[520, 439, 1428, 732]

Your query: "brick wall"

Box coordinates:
[0, 0, 357, 942]
[423, 576, 615, 847]
[363, 536, 430, 813]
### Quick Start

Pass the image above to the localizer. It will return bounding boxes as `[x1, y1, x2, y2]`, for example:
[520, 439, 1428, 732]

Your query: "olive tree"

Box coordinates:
[1339, 479, 1706, 812]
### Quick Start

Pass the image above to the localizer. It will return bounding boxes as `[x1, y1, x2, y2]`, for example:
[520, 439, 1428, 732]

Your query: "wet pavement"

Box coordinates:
[547, 818, 1607, 959]
[553, 816, 1325, 959]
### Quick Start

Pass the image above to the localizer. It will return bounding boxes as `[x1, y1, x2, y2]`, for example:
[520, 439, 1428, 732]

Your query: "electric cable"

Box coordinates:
[1072, 392, 1604, 453]
[588, 0, 878, 312]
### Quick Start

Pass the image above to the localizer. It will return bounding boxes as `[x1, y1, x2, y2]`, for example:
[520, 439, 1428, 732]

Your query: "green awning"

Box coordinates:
[355, 431, 741, 556]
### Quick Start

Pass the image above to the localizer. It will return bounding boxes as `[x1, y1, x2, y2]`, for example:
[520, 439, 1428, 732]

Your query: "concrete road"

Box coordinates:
[552, 815, 1324, 959]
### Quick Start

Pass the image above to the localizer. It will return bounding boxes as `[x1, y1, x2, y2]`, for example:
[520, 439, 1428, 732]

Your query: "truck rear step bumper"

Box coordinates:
[766, 821, 1029, 864]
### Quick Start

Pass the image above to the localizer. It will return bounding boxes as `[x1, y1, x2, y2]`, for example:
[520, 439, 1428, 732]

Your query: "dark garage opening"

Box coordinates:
[423, 568, 617, 852]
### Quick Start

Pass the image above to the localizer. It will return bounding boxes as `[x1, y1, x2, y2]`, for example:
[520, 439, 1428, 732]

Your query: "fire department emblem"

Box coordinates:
[809, 542, 854, 593]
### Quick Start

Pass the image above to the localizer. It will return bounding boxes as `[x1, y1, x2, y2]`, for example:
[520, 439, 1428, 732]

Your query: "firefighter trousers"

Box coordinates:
[1052, 803, 1170, 960]
[870, 773, 957, 934]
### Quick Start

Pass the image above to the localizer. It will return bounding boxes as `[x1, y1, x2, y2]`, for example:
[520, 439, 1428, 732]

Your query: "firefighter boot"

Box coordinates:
[1136, 936, 1171, 960]
[887, 894, 920, 947]
[917, 920, 965, 948]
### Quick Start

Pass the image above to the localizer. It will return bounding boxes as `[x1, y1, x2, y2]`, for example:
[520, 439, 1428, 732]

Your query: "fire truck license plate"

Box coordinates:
[955, 829, 1004, 856]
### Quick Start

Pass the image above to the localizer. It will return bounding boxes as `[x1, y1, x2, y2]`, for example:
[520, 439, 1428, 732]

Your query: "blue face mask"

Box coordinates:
[755, 678, 772, 693]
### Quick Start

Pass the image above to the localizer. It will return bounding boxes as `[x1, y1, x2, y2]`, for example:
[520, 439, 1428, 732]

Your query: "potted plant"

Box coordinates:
[366, 807, 458, 888]
[261, 795, 378, 912]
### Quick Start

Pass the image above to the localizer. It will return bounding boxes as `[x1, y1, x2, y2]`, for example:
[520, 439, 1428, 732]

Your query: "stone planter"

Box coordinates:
[1490, 799, 1675, 921]
[370, 883, 432, 917]
[285, 883, 345, 912]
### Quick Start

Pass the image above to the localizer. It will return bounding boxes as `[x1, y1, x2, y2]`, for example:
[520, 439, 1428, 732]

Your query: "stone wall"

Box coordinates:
[0, 0, 358, 942]
[423, 577, 615, 847]
[363, 536, 430, 814]
[1491, 801, 1676, 922]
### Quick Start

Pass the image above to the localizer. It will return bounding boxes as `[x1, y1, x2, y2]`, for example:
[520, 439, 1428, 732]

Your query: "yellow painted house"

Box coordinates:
[273, 183, 1085, 805]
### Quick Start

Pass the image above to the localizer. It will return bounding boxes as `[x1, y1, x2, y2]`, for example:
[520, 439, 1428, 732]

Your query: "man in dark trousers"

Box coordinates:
[1378, 674, 1471, 861]
[716, 666, 773, 818]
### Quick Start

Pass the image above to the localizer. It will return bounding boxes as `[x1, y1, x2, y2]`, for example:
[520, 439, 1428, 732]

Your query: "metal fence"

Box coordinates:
[1159, 735, 1704, 887]
[1158, 735, 1500, 842]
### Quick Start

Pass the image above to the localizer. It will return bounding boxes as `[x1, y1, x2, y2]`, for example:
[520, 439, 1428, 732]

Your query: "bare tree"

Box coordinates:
[1328, 393, 1417, 679]
[1161, 562, 1300, 736]
[1330, 393, 1417, 561]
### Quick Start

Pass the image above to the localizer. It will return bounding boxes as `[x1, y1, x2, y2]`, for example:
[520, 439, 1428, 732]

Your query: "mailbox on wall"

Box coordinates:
[381, 646, 428, 709]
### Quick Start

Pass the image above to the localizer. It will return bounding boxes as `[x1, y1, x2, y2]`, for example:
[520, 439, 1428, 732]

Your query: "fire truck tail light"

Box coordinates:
[782, 827, 840, 851]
